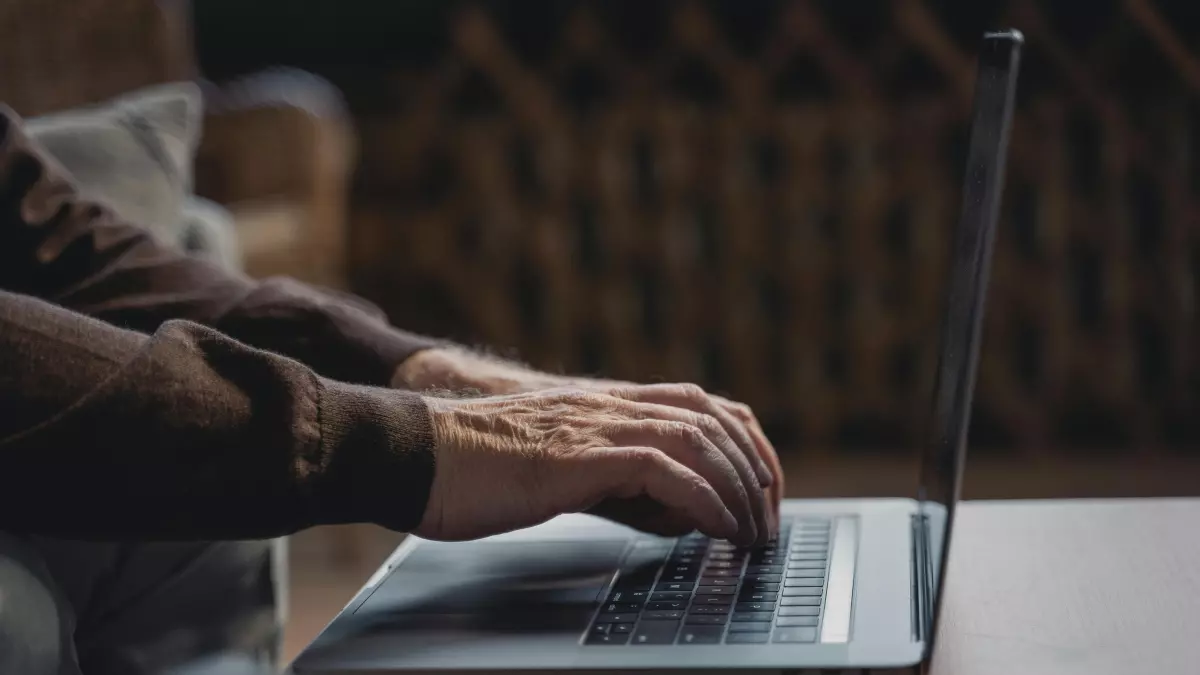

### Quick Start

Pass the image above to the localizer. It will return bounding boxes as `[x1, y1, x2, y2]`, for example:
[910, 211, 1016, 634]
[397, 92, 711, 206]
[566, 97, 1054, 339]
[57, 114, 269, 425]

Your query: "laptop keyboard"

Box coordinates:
[586, 517, 830, 645]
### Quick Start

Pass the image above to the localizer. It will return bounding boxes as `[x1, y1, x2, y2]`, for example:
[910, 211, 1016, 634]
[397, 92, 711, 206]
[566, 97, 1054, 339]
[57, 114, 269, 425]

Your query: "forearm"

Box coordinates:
[0, 290, 434, 540]
[0, 105, 441, 387]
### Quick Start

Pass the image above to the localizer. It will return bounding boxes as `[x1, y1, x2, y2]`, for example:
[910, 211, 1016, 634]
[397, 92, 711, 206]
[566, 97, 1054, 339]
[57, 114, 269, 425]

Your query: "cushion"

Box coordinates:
[179, 195, 243, 270]
[25, 82, 203, 245]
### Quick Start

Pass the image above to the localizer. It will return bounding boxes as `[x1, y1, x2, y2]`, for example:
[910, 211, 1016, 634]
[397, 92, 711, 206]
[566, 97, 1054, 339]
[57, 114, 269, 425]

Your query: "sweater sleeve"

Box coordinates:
[0, 105, 443, 387]
[0, 290, 435, 540]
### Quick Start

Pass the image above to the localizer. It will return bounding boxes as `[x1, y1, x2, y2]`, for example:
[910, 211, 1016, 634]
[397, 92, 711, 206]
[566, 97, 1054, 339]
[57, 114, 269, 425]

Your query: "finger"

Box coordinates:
[608, 390, 770, 545]
[593, 447, 739, 540]
[612, 383, 773, 488]
[588, 496, 697, 537]
[715, 397, 785, 523]
[608, 418, 759, 546]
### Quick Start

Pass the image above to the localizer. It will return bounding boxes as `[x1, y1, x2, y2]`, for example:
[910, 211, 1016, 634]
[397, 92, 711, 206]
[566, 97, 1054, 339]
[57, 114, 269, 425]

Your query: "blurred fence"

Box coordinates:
[207, 0, 1200, 457]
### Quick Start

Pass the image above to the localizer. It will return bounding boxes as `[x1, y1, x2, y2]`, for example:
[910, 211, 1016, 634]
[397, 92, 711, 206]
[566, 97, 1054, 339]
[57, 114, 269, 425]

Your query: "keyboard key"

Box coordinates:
[696, 586, 735, 596]
[780, 596, 822, 606]
[731, 612, 774, 622]
[779, 606, 820, 616]
[792, 540, 827, 548]
[678, 625, 724, 644]
[740, 582, 780, 594]
[647, 601, 688, 611]
[632, 621, 680, 645]
[781, 587, 823, 597]
[707, 552, 736, 561]
[668, 563, 701, 574]
[748, 556, 783, 566]
[643, 610, 684, 620]
[693, 595, 734, 606]
[737, 592, 777, 603]
[773, 626, 818, 643]
[775, 616, 819, 627]
[788, 559, 826, 568]
[728, 622, 772, 633]
[792, 535, 830, 547]
[590, 623, 611, 636]
[602, 602, 642, 613]
[735, 601, 776, 612]
[701, 569, 740, 579]
[704, 561, 737, 569]
[608, 589, 649, 604]
[655, 582, 694, 592]
[789, 553, 826, 561]
[597, 613, 639, 624]
[660, 572, 699, 583]
[699, 577, 738, 587]
[743, 575, 782, 584]
[685, 615, 728, 625]
[688, 605, 731, 615]
[726, 632, 770, 644]
[587, 632, 630, 645]
[612, 623, 635, 634]
[745, 565, 785, 575]
[784, 578, 823, 588]
[785, 569, 824, 578]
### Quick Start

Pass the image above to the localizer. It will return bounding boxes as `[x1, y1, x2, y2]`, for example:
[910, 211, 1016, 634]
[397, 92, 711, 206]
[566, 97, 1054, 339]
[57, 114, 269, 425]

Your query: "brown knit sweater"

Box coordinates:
[0, 106, 442, 540]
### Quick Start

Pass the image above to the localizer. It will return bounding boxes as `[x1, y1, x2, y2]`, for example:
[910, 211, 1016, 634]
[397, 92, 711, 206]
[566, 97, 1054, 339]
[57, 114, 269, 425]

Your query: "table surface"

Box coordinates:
[930, 498, 1200, 675]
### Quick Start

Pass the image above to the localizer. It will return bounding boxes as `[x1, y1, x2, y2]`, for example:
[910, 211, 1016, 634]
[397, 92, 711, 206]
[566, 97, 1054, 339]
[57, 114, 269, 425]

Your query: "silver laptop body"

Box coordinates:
[293, 29, 1023, 675]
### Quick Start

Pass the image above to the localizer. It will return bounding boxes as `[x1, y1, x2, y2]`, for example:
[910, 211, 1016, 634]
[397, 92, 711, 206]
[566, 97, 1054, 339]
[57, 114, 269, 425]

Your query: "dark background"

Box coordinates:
[192, 0, 1200, 462]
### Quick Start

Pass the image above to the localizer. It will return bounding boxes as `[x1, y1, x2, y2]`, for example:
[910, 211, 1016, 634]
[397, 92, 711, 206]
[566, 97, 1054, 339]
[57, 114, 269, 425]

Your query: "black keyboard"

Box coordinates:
[585, 517, 830, 645]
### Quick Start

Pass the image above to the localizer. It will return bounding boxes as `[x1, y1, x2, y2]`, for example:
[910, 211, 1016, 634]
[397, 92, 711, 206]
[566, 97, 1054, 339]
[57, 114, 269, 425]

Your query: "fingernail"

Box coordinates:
[720, 509, 740, 539]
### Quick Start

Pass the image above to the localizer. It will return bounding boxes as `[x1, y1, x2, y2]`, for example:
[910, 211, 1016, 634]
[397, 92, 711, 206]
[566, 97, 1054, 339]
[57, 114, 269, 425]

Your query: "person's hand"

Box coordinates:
[396, 349, 785, 521]
[570, 382, 785, 529]
[415, 386, 773, 546]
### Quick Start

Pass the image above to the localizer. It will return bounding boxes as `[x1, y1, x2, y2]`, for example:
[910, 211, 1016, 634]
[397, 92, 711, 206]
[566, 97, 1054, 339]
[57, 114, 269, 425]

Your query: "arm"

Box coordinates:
[0, 290, 433, 540]
[0, 105, 439, 387]
[0, 106, 435, 540]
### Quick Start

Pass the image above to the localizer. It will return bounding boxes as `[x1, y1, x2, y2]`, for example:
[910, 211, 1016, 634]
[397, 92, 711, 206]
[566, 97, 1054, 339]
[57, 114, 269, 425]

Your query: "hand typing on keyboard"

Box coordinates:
[588, 520, 831, 645]
[414, 384, 777, 545]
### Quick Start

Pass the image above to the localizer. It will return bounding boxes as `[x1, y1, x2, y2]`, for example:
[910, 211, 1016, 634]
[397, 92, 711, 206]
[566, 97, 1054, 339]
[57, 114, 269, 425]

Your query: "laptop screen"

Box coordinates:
[916, 30, 1022, 645]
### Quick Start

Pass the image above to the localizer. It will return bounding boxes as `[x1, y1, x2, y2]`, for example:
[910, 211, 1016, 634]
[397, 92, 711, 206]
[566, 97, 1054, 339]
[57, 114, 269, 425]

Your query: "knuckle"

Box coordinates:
[696, 414, 724, 437]
[631, 446, 666, 467]
[677, 383, 707, 400]
[676, 422, 707, 446]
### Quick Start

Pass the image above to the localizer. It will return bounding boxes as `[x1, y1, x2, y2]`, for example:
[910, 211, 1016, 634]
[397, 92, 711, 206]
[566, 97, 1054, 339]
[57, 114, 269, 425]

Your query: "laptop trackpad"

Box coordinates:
[355, 540, 626, 633]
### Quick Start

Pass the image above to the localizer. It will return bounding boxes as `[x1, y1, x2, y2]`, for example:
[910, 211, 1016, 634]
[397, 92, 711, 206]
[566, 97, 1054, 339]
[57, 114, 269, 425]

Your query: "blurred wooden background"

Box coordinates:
[198, 0, 1200, 461]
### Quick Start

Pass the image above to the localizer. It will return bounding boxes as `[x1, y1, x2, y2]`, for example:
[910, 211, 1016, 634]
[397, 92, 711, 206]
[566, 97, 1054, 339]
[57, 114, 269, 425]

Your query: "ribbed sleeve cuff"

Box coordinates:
[312, 379, 436, 531]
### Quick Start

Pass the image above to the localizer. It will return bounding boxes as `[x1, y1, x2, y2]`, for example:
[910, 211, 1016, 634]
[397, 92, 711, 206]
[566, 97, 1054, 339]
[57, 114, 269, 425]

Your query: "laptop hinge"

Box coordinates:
[910, 512, 934, 643]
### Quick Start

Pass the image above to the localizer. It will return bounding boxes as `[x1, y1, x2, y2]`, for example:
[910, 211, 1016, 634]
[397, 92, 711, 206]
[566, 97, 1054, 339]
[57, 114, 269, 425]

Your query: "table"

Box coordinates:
[930, 498, 1200, 675]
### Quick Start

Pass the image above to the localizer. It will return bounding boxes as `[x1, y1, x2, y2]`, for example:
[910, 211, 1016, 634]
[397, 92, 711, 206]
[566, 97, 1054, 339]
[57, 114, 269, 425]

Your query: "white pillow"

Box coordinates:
[25, 82, 203, 244]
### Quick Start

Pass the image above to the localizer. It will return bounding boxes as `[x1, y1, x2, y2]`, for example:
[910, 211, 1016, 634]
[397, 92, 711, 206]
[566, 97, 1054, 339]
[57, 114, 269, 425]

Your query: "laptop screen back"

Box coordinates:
[916, 30, 1022, 645]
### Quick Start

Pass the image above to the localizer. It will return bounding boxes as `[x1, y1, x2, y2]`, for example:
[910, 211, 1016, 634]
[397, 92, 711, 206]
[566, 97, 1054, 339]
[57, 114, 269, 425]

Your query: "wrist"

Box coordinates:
[392, 347, 565, 395]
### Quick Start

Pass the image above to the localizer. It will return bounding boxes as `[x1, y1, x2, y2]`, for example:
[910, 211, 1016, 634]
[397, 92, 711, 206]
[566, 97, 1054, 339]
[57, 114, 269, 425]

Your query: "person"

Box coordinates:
[0, 104, 784, 675]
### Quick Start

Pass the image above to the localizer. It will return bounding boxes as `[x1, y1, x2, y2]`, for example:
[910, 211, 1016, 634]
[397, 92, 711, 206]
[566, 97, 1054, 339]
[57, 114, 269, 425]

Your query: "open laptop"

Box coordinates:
[293, 29, 1022, 674]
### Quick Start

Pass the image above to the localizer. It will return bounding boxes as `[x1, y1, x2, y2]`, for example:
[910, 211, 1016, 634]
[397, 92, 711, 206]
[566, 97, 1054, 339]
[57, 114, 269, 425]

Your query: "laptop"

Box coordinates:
[293, 29, 1023, 674]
